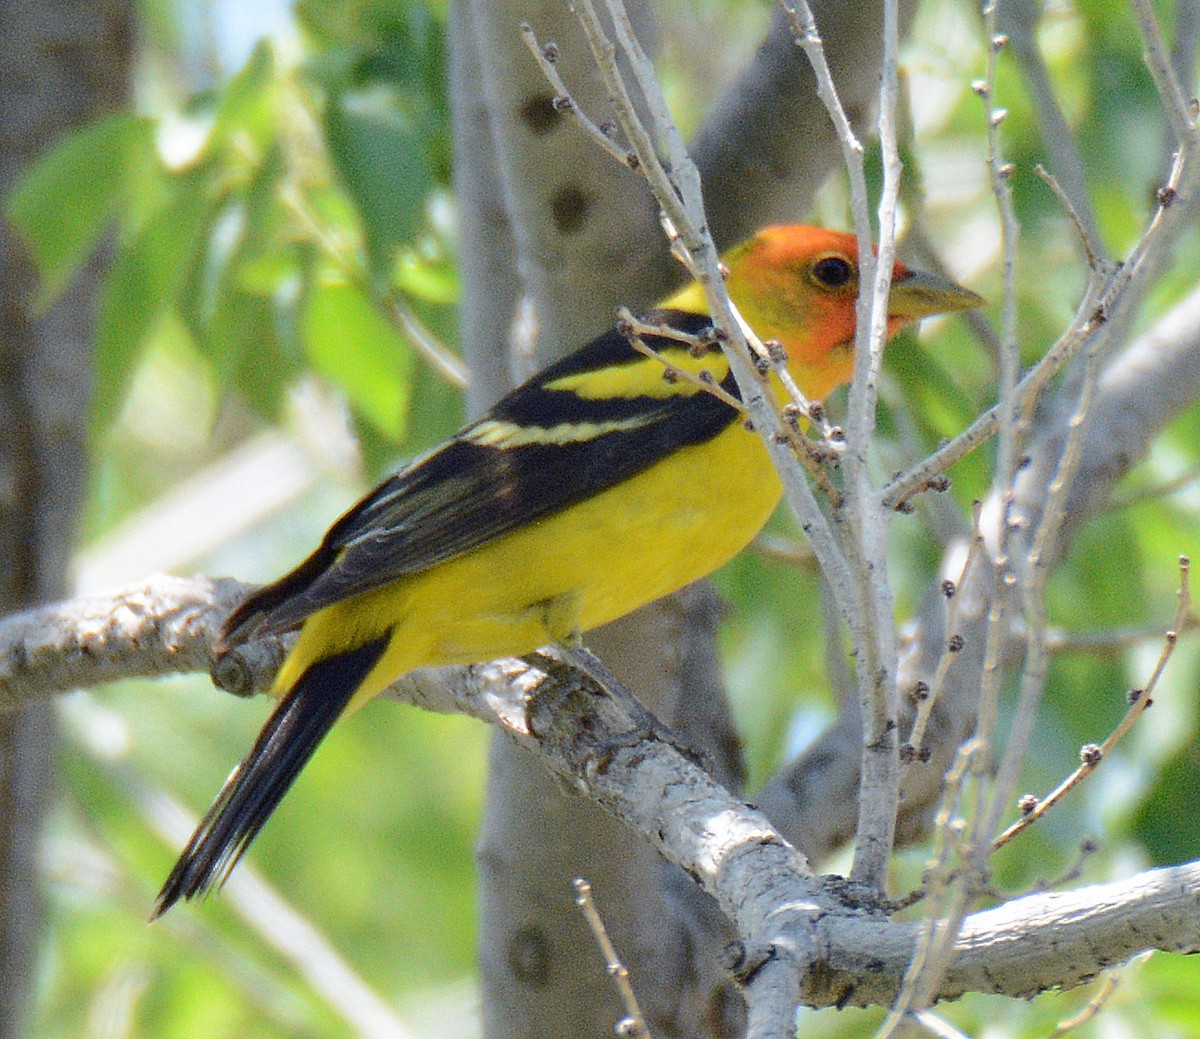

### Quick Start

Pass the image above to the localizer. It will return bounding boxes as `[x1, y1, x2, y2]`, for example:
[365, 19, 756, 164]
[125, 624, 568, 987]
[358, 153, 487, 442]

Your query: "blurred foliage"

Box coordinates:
[5, 0, 1200, 1036]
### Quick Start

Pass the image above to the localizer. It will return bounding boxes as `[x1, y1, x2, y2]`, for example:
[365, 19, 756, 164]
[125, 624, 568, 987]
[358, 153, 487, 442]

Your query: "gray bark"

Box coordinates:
[0, 0, 132, 1033]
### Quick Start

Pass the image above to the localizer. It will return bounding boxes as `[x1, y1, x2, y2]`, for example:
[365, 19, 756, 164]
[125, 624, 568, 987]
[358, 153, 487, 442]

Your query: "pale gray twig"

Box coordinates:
[781, 0, 906, 896]
[573, 878, 653, 1039]
[992, 558, 1191, 850]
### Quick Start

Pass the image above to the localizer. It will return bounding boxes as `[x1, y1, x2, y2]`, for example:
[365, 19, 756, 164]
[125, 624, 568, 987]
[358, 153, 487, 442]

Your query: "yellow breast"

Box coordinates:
[281, 417, 783, 708]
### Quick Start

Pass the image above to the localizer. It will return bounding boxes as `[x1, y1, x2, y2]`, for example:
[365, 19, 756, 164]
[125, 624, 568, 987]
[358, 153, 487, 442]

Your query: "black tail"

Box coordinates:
[152, 637, 389, 918]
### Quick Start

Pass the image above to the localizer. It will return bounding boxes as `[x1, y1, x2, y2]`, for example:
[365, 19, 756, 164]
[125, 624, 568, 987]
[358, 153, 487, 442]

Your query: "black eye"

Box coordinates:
[811, 255, 854, 289]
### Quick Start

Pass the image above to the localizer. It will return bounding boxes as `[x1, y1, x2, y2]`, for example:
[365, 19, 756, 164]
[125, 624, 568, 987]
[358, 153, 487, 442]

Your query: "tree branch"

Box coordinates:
[0, 575, 254, 709]
[8, 578, 1200, 1020]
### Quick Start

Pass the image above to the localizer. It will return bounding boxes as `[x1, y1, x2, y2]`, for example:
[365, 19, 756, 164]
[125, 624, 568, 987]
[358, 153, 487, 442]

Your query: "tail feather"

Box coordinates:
[152, 637, 389, 919]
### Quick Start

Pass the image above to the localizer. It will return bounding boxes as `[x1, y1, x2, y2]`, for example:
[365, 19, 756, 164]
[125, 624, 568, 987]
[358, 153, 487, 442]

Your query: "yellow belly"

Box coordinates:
[280, 419, 783, 706]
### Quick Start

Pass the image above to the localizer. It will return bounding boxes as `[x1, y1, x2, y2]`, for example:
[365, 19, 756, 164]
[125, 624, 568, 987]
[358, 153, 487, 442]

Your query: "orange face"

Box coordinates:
[722, 226, 981, 401]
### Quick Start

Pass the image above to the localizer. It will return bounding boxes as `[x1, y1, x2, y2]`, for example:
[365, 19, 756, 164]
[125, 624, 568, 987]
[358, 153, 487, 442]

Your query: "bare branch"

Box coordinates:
[10, 574, 1200, 1015]
[1130, 0, 1200, 148]
[762, 249, 1200, 870]
[435, 657, 1200, 1013]
[573, 879, 652, 1039]
[0, 575, 251, 710]
[781, 0, 906, 893]
[992, 558, 1191, 849]
[998, 0, 1103, 248]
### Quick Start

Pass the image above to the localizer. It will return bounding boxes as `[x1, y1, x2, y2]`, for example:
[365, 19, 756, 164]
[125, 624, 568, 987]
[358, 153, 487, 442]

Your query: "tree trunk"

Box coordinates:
[0, 1, 133, 1033]
[449, 1, 912, 1034]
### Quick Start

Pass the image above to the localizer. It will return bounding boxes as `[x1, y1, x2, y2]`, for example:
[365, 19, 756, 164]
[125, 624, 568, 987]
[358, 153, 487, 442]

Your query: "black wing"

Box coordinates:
[221, 310, 739, 647]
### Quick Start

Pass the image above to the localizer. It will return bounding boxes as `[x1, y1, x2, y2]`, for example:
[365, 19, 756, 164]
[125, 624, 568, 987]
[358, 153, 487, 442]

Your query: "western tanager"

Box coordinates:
[153, 226, 981, 916]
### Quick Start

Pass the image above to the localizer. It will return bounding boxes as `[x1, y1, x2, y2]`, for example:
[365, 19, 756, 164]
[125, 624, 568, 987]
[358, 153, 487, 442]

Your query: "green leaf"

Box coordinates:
[93, 172, 215, 434]
[207, 39, 279, 156]
[394, 250, 459, 303]
[1132, 742, 1200, 864]
[183, 141, 297, 402]
[208, 280, 299, 419]
[6, 113, 155, 306]
[325, 89, 433, 279]
[302, 277, 414, 439]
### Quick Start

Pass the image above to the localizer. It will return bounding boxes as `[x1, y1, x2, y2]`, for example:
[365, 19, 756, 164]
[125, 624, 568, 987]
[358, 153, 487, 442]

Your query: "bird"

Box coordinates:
[152, 225, 982, 917]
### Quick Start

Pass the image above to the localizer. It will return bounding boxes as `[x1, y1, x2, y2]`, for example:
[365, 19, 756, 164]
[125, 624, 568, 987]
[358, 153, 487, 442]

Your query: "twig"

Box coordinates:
[573, 878, 653, 1039]
[968, 7, 1022, 840]
[1129, 0, 1199, 148]
[1033, 164, 1104, 272]
[1001, 2, 1102, 248]
[993, 556, 1191, 849]
[1032, 837, 1100, 894]
[382, 293, 470, 389]
[880, 198, 1145, 515]
[517, 23, 641, 171]
[602, 0, 692, 186]
[882, 410, 1002, 513]
[1043, 970, 1125, 1039]
[781, 0, 905, 897]
[778, 0, 871, 238]
[884, 49, 1198, 517]
[876, 374, 969, 539]
[1106, 459, 1200, 510]
[1043, 614, 1199, 655]
[845, 0, 905, 893]
[985, 285, 1112, 842]
[615, 308, 746, 413]
[884, 15, 1026, 1019]
[906, 502, 987, 757]
[536, 0, 862, 638]
[878, 741, 981, 1038]
[911, 1009, 972, 1039]
[895, 530, 1016, 1016]
[278, 184, 468, 389]
[568, 2, 686, 225]
[749, 533, 816, 568]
